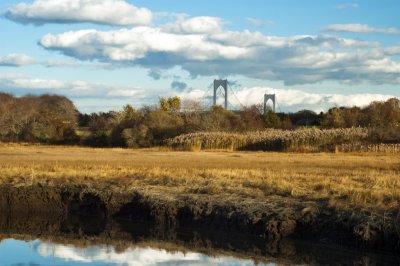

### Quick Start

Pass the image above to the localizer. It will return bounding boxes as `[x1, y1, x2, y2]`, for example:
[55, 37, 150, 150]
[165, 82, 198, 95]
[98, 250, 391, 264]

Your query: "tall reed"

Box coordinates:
[166, 128, 370, 152]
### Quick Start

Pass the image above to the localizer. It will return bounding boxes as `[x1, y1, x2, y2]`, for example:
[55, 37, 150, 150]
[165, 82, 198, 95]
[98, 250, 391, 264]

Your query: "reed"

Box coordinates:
[166, 128, 370, 152]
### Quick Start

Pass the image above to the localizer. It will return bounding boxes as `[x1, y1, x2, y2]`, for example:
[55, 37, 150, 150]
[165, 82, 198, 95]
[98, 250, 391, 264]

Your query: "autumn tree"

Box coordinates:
[159, 96, 181, 112]
[0, 94, 78, 143]
[181, 99, 203, 132]
[321, 107, 345, 128]
[264, 110, 281, 128]
[0, 93, 15, 140]
[239, 105, 264, 131]
[202, 106, 243, 131]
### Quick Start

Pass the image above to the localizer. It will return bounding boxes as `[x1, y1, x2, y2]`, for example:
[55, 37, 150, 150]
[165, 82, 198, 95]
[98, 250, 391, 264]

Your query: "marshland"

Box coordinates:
[1, 94, 400, 264]
[1, 144, 399, 247]
[3, 0, 400, 263]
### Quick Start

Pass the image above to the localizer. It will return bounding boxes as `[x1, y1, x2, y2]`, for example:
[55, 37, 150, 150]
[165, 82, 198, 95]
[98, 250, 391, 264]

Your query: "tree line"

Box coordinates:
[1, 92, 399, 147]
[0, 93, 78, 143]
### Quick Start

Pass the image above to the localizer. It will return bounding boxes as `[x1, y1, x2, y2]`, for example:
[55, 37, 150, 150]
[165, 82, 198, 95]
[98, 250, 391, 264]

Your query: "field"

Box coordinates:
[0, 143, 399, 212]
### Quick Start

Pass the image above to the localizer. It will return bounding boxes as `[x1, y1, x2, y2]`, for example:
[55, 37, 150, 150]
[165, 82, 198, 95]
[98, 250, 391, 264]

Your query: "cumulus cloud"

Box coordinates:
[179, 16, 223, 34]
[0, 54, 35, 66]
[34, 14, 400, 86]
[0, 73, 148, 112]
[325, 24, 400, 34]
[162, 16, 223, 34]
[384, 46, 400, 55]
[336, 3, 359, 10]
[0, 74, 143, 98]
[39, 27, 249, 61]
[180, 86, 395, 112]
[233, 87, 395, 112]
[0, 73, 395, 112]
[5, 0, 153, 26]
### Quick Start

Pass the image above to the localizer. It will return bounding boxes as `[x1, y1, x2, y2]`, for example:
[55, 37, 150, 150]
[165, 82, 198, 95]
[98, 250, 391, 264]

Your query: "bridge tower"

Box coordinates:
[264, 94, 276, 114]
[213, 79, 228, 109]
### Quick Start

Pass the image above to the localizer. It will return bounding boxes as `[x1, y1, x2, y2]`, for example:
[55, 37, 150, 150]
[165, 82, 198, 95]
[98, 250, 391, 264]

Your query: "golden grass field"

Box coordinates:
[0, 143, 399, 212]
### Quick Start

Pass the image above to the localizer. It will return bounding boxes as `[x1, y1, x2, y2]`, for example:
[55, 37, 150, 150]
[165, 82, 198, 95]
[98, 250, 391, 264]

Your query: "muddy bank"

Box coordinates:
[0, 184, 399, 253]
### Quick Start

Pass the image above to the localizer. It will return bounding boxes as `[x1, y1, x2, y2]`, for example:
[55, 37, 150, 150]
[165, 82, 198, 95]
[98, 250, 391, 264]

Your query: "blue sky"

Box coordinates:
[1, 0, 399, 113]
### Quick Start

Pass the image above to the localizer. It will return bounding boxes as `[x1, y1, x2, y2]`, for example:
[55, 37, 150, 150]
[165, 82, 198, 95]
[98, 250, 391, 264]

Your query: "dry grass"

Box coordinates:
[0, 143, 399, 212]
[166, 128, 371, 152]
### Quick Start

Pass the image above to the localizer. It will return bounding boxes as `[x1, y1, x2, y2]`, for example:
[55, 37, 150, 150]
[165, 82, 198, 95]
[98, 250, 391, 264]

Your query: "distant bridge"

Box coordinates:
[199, 79, 277, 114]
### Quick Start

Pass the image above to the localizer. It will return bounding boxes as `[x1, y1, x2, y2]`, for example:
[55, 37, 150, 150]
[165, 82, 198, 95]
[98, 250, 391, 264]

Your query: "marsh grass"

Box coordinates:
[166, 128, 400, 153]
[0, 144, 399, 213]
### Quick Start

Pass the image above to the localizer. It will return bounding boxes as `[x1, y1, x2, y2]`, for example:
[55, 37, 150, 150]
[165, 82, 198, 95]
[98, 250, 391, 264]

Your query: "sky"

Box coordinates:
[0, 0, 399, 113]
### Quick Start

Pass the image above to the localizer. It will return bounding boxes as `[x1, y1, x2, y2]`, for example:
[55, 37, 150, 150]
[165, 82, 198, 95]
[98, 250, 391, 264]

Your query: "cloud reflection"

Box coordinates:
[36, 241, 261, 266]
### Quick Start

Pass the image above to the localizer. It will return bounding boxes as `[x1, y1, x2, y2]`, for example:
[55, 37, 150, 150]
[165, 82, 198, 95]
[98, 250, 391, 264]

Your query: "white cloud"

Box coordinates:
[0, 73, 148, 112]
[5, 0, 153, 26]
[107, 89, 141, 97]
[178, 89, 207, 100]
[0, 74, 143, 98]
[162, 15, 223, 34]
[181, 16, 223, 34]
[233, 87, 395, 112]
[0, 54, 35, 66]
[336, 3, 359, 10]
[180, 86, 395, 112]
[37, 25, 400, 86]
[384, 46, 400, 55]
[325, 24, 400, 34]
[39, 27, 250, 61]
[0, 73, 396, 113]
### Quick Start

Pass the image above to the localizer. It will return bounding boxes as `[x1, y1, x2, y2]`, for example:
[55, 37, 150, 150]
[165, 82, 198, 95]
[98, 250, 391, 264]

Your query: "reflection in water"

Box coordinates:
[0, 213, 398, 266]
[1, 239, 266, 266]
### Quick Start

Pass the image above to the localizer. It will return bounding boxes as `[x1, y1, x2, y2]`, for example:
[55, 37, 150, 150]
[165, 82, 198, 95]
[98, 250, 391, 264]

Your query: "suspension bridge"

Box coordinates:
[197, 79, 281, 114]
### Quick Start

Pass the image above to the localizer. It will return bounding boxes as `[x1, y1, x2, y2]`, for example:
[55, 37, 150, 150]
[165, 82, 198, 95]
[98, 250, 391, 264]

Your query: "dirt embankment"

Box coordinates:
[0, 184, 399, 252]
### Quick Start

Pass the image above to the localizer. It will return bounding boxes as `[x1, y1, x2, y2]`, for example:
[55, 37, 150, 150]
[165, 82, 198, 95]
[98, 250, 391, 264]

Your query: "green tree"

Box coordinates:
[159, 97, 169, 111]
[159, 96, 181, 112]
[167, 96, 181, 112]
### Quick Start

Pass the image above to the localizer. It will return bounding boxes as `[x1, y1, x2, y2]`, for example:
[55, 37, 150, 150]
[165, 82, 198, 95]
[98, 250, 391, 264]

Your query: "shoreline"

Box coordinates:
[0, 183, 399, 253]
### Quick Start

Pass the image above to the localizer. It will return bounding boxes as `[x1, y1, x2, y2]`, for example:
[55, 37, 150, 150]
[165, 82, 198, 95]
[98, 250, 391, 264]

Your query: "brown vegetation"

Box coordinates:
[1, 92, 399, 149]
[166, 128, 372, 152]
[0, 144, 399, 212]
[0, 144, 399, 249]
[0, 93, 78, 143]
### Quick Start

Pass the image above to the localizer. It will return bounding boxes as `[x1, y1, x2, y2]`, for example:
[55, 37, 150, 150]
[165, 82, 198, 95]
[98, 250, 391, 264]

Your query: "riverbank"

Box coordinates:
[0, 144, 399, 251]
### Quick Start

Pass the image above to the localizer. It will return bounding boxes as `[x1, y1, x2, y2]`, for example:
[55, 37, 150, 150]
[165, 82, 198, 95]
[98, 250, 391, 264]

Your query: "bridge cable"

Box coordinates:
[275, 98, 283, 113]
[227, 83, 245, 110]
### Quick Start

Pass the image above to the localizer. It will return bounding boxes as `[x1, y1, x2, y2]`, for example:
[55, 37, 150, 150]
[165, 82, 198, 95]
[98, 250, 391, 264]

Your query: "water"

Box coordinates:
[0, 215, 398, 266]
[0, 239, 266, 266]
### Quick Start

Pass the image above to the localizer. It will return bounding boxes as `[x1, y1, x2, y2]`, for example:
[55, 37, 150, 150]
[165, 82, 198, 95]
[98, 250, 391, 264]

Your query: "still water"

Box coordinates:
[0, 215, 399, 266]
[0, 239, 266, 266]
